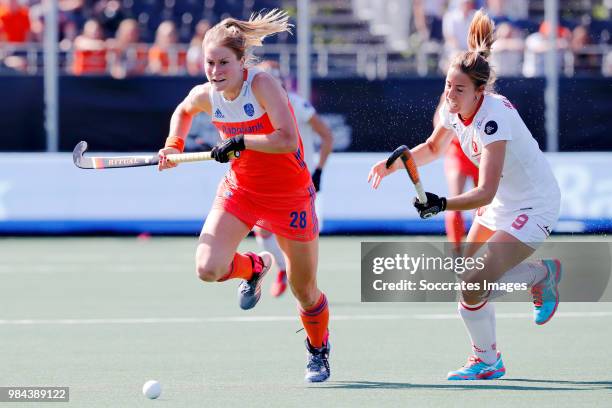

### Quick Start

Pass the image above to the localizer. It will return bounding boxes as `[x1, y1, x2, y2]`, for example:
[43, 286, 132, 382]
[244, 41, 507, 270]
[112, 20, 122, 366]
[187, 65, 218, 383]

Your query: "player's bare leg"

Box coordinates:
[196, 209, 272, 310]
[276, 235, 330, 383]
[450, 222, 500, 379]
[450, 224, 555, 380]
[461, 230, 537, 304]
[253, 226, 288, 297]
[463, 219, 495, 257]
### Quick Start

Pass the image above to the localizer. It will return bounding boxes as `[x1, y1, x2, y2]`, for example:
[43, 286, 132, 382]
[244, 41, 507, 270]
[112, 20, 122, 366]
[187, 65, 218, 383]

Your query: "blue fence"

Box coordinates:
[2, 76, 611, 152]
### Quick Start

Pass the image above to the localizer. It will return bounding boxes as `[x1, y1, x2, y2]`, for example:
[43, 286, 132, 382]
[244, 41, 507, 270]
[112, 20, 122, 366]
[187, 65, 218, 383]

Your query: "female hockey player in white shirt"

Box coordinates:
[368, 9, 562, 380]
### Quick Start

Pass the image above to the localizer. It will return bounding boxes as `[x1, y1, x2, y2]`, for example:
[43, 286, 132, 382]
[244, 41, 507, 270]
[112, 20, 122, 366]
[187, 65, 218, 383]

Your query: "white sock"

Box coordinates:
[488, 261, 548, 300]
[458, 301, 498, 365]
[255, 233, 286, 271]
[489, 304, 496, 355]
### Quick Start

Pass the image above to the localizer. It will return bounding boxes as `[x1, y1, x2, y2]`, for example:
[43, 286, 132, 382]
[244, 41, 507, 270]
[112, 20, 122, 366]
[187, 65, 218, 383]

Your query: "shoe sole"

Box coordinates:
[447, 367, 506, 380]
[305, 374, 331, 383]
[536, 259, 562, 326]
[239, 289, 262, 310]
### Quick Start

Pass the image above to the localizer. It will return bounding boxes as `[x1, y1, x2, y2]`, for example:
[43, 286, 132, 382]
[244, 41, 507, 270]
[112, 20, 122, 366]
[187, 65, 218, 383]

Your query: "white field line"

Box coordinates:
[0, 264, 190, 274]
[0, 260, 350, 268]
[0, 264, 354, 274]
[1, 311, 612, 326]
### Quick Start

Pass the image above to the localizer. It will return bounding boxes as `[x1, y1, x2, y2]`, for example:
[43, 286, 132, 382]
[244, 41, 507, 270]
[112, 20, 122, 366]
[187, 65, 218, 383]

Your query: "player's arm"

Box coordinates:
[384, 123, 454, 173]
[248, 72, 299, 153]
[167, 83, 212, 143]
[158, 83, 211, 170]
[410, 123, 454, 166]
[309, 113, 334, 169]
[368, 123, 453, 188]
[445, 140, 506, 211]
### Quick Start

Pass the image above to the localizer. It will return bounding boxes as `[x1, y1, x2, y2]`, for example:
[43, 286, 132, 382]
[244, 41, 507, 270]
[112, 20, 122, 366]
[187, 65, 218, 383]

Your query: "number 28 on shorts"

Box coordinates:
[290, 211, 308, 228]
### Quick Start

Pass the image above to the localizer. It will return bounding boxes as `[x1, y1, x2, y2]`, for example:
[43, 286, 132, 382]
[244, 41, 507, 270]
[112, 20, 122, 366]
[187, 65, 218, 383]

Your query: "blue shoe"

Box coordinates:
[305, 339, 331, 383]
[237, 252, 272, 310]
[447, 353, 505, 380]
[531, 259, 562, 325]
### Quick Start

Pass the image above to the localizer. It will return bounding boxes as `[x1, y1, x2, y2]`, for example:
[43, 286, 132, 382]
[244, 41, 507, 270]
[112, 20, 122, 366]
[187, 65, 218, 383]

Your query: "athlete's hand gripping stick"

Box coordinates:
[385, 145, 428, 205]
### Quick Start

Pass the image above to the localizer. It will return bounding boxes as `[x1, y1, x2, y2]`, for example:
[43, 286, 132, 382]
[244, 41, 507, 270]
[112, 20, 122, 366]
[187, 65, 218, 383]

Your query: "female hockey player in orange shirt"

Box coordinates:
[157, 10, 330, 383]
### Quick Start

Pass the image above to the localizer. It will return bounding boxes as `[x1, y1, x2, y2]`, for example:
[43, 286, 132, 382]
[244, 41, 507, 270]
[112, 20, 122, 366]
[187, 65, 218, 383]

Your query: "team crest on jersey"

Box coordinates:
[214, 109, 224, 119]
[484, 121, 498, 135]
[472, 134, 480, 154]
[243, 103, 255, 117]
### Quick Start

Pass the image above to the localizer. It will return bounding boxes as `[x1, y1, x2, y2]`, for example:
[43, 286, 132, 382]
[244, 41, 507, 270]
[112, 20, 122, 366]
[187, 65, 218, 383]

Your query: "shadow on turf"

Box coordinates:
[319, 380, 612, 391]
[507, 378, 612, 390]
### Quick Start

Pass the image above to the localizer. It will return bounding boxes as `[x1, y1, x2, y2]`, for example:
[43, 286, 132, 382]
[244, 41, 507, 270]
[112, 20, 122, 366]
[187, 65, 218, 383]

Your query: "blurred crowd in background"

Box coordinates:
[0, 0, 611, 78]
[411, 0, 612, 77]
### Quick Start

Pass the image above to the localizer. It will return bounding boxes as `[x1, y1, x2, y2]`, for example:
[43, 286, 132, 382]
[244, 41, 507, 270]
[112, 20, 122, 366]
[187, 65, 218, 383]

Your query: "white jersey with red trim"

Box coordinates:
[439, 93, 560, 215]
[288, 92, 317, 171]
[208, 68, 311, 195]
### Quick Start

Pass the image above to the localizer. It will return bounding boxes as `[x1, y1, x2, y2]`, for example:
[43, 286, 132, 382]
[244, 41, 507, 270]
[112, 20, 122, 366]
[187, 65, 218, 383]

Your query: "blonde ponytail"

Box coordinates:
[204, 9, 293, 65]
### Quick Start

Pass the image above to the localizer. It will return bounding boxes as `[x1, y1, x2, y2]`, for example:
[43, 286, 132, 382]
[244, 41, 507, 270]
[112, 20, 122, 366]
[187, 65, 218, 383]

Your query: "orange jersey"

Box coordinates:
[0, 6, 30, 43]
[210, 68, 312, 196]
[148, 46, 187, 74]
[72, 48, 107, 75]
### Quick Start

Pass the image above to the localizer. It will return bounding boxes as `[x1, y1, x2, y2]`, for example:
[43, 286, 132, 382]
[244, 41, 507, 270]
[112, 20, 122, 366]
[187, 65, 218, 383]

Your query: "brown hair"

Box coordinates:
[450, 9, 496, 90]
[203, 9, 292, 66]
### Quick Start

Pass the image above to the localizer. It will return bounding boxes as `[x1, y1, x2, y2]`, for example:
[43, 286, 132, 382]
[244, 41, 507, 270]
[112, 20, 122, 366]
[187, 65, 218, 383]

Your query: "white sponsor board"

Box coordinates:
[0, 153, 609, 233]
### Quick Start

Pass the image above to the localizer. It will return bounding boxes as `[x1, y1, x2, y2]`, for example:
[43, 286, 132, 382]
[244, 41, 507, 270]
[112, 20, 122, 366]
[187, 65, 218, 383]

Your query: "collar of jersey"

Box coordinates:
[458, 94, 484, 126]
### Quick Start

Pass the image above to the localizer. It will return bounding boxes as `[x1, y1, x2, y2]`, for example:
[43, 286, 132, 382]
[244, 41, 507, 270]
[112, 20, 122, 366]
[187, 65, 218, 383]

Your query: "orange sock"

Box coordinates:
[445, 210, 465, 253]
[217, 253, 254, 282]
[299, 293, 329, 348]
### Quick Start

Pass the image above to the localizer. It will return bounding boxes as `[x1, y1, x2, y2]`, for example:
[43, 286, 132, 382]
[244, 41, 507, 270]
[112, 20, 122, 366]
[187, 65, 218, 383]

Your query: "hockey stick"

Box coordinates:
[72, 141, 236, 169]
[385, 145, 429, 207]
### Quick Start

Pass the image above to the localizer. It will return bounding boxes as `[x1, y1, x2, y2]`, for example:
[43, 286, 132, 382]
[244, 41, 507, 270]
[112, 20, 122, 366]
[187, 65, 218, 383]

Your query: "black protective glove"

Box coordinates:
[311, 167, 322, 192]
[413, 192, 447, 219]
[211, 135, 245, 163]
